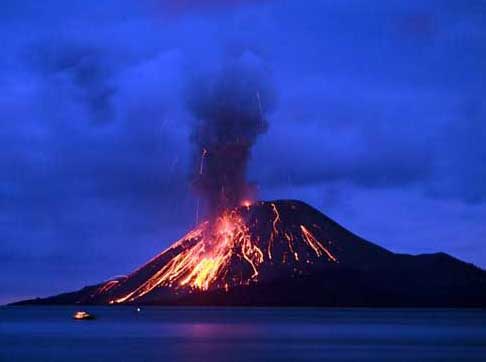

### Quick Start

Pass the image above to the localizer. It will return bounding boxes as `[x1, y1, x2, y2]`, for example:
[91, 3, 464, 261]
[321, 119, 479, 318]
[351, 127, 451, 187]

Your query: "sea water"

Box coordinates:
[1, 306, 486, 361]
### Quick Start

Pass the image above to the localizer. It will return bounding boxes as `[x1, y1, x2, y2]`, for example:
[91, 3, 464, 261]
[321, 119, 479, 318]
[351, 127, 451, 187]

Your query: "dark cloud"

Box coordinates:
[1, 0, 485, 303]
[251, 82, 436, 191]
[0, 41, 193, 294]
[25, 43, 116, 123]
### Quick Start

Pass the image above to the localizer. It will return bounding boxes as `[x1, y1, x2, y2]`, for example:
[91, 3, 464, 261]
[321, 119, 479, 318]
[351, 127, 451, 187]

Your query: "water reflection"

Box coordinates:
[1, 307, 486, 362]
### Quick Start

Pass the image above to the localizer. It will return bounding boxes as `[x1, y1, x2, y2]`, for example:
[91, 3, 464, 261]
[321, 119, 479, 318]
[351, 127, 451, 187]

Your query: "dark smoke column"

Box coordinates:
[187, 53, 275, 216]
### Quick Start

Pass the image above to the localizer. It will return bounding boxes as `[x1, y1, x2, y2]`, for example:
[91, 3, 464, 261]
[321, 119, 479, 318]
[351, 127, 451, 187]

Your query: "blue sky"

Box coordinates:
[1, 0, 485, 304]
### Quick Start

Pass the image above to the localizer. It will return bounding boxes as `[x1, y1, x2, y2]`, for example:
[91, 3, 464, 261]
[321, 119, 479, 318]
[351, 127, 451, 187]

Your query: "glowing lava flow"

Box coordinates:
[300, 225, 337, 262]
[108, 202, 339, 304]
[267, 202, 281, 260]
[113, 211, 264, 303]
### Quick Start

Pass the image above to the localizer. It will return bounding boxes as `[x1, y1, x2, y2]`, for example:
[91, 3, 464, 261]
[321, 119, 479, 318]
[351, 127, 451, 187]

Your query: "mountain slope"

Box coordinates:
[13, 200, 486, 307]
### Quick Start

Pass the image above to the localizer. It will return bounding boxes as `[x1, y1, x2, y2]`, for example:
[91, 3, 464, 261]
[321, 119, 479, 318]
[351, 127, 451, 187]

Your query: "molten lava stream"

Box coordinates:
[113, 211, 264, 303]
[111, 203, 340, 304]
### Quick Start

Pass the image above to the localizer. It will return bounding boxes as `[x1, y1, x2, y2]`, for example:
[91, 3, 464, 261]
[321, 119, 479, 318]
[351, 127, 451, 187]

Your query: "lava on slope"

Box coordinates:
[75, 200, 389, 304]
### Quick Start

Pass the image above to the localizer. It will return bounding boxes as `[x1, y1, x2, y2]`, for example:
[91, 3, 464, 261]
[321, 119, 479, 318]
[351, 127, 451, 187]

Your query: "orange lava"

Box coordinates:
[300, 225, 337, 262]
[109, 204, 338, 304]
[113, 210, 264, 303]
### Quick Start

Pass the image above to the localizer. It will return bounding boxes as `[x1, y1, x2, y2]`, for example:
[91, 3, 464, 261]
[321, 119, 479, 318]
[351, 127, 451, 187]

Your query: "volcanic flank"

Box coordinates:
[15, 199, 486, 307]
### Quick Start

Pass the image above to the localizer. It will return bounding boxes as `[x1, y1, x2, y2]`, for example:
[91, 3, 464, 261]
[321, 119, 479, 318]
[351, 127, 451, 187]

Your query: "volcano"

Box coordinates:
[15, 200, 486, 307]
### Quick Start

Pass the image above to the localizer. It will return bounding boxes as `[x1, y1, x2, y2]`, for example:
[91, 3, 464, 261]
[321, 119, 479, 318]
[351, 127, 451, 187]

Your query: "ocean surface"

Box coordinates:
[1, 307, 486, 362]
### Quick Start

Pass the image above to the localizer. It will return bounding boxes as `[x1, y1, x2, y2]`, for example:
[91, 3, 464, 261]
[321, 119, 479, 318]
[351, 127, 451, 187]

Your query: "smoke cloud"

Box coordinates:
[186, 51, 276, 215]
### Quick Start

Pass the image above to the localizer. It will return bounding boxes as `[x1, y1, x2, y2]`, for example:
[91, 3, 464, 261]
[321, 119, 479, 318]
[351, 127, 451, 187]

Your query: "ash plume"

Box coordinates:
[186, 52, 275, 216]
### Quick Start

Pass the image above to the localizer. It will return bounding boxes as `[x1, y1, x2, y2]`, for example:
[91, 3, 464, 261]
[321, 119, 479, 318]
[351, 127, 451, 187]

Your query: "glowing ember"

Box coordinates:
[199, 148, 208, 175]
[241, 200, 252, 208]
